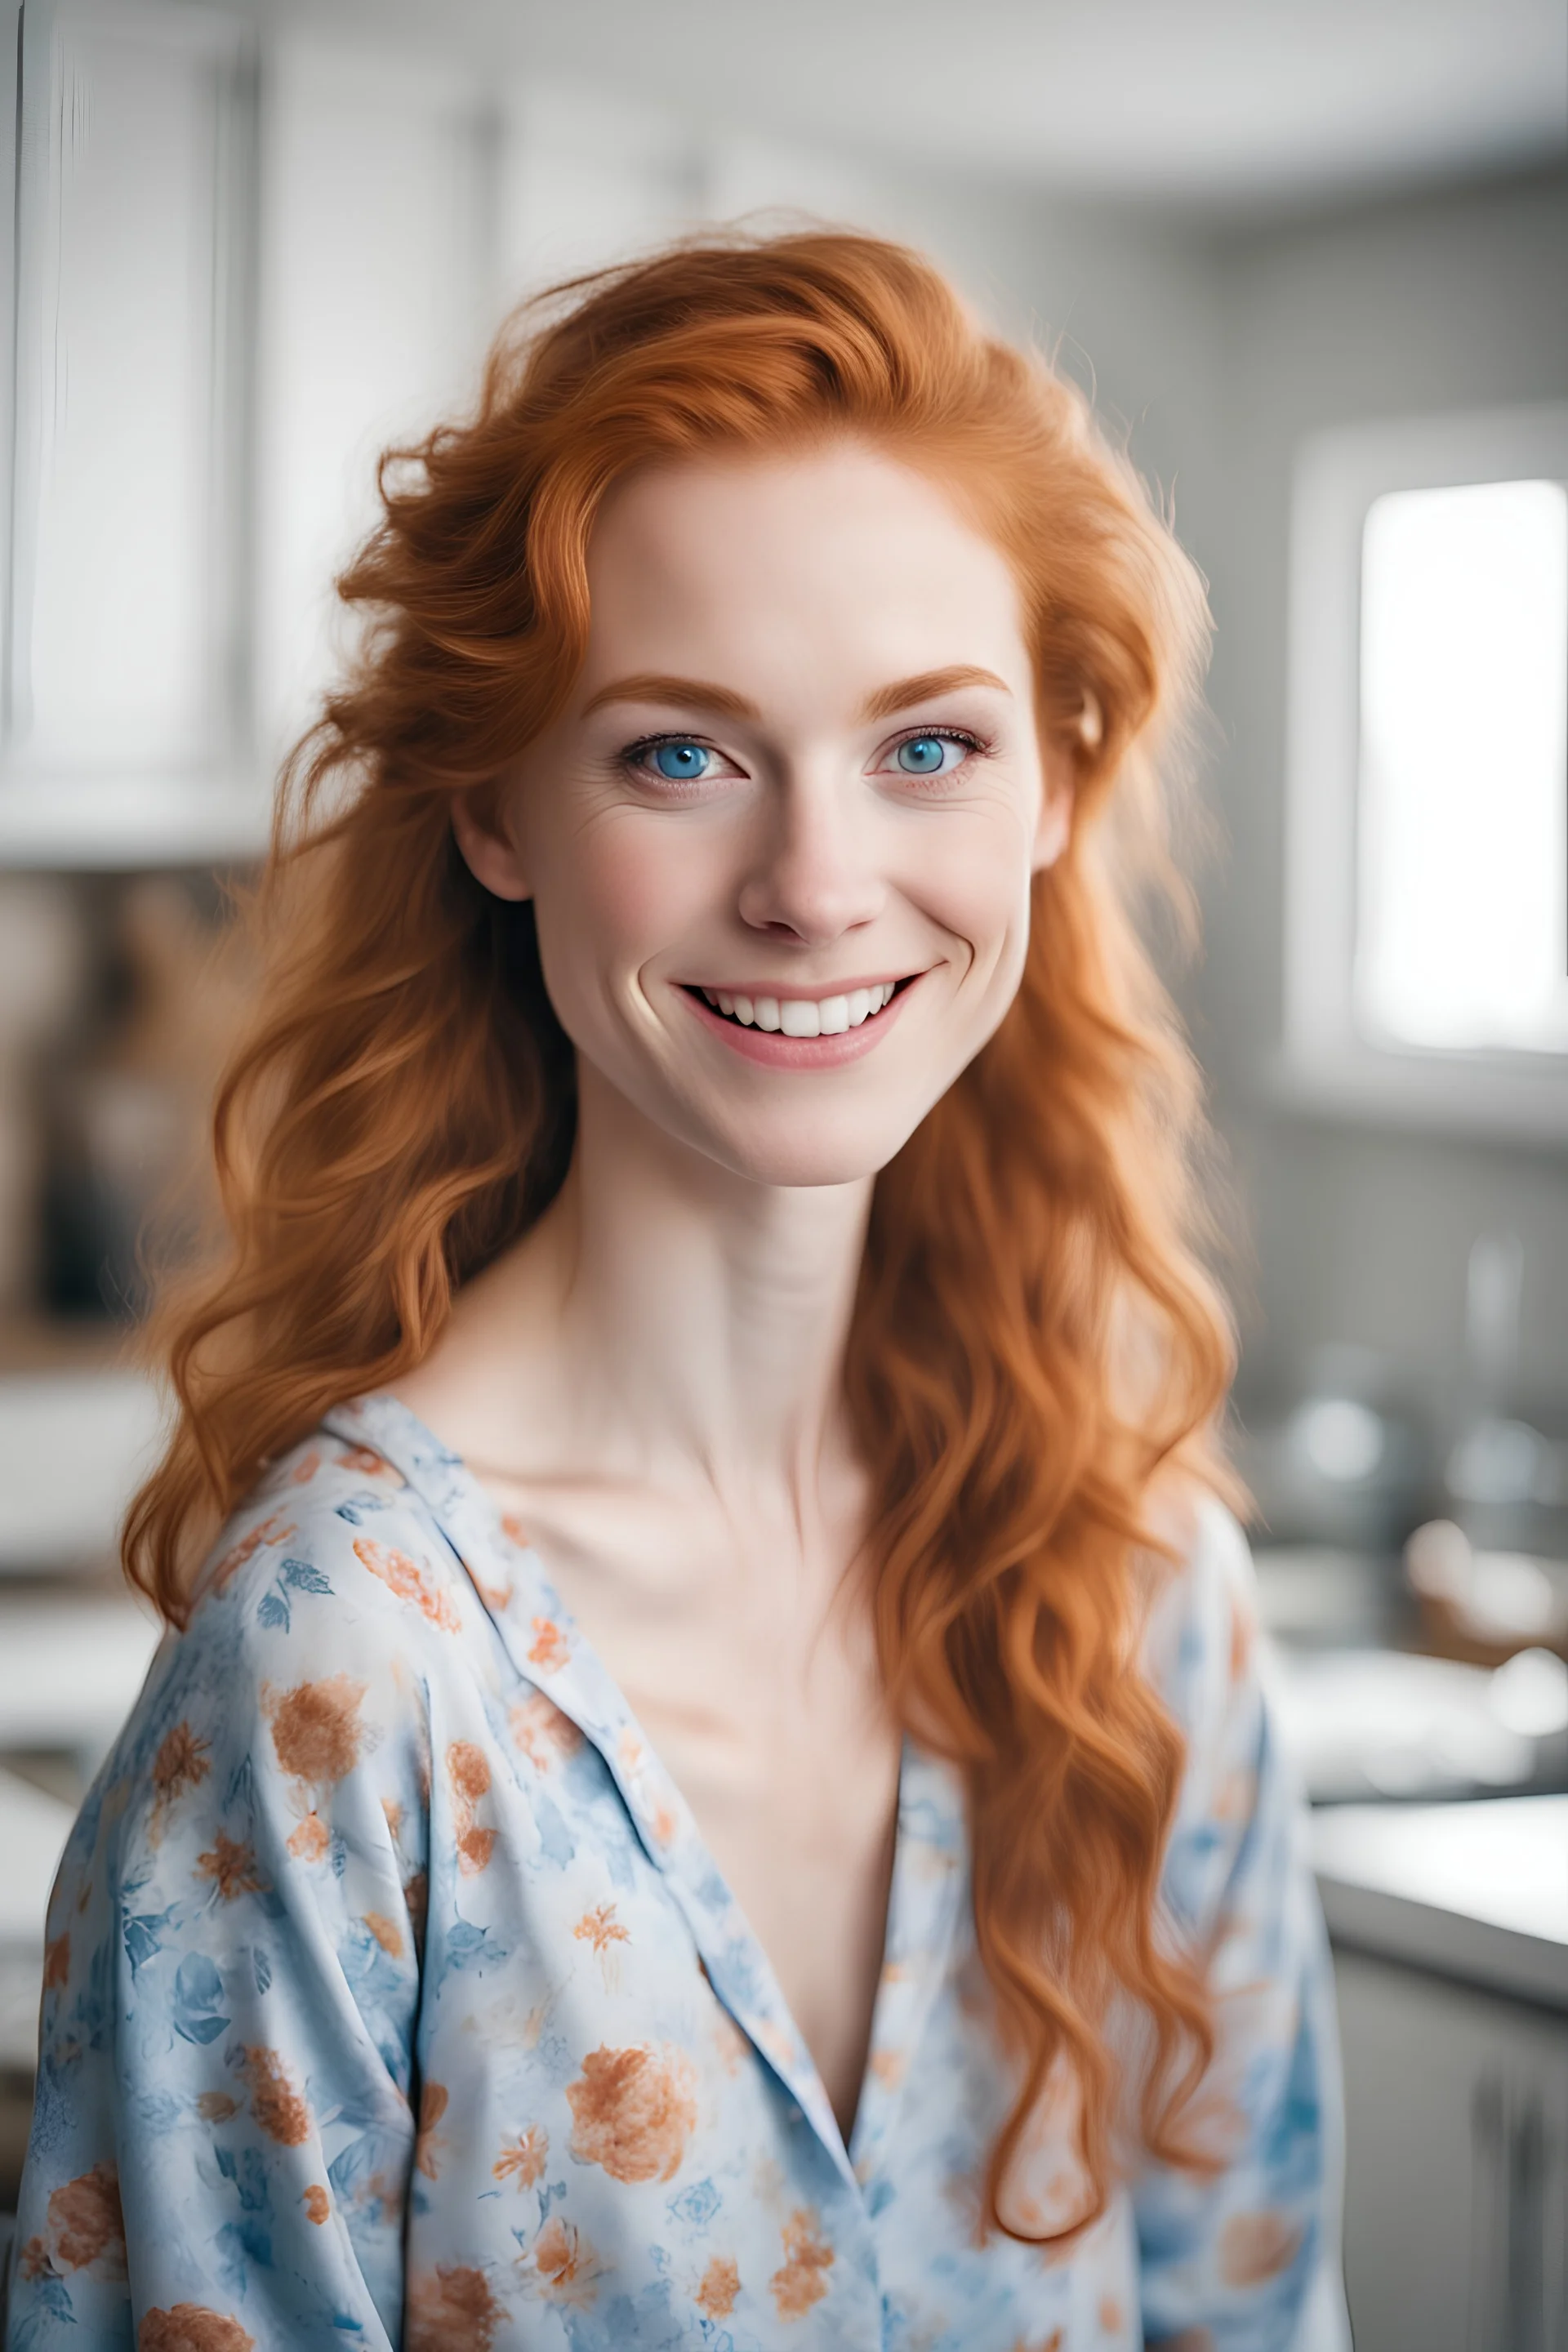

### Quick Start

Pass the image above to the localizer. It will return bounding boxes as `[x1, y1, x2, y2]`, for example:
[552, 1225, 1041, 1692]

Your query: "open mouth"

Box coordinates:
[684, 978, 911, 1039]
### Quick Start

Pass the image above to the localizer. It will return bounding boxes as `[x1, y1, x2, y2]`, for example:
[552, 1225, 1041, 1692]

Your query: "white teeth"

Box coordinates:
[698, 980, 902, 1035]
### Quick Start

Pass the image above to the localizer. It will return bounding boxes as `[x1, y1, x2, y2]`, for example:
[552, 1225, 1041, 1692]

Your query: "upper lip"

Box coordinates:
[682, 973, 917, 1001]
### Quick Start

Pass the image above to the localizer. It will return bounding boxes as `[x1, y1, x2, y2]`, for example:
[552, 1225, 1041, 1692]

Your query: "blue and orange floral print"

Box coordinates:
[6, 1392, 1347, 2350]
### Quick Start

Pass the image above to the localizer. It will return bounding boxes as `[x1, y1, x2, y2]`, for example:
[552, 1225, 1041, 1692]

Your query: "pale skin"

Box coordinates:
[398, 439, 1071, 2142]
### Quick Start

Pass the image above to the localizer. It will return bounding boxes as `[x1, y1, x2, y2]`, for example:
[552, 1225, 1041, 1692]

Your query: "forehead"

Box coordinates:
[578, 442, 1029, 696]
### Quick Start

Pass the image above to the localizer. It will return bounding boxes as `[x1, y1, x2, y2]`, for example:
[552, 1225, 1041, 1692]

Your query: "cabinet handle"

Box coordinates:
[1469, 2069, 1562, 2352]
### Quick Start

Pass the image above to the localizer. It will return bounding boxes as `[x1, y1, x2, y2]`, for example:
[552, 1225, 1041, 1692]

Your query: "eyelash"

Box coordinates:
[617, 725, 991, 782]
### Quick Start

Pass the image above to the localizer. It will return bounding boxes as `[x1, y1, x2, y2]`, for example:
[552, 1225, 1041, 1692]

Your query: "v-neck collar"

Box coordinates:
[324, 1389, 968, 2194]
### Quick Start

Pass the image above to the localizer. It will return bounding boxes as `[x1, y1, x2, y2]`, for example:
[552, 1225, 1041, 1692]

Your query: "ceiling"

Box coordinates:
[250, 0, 1568, 212]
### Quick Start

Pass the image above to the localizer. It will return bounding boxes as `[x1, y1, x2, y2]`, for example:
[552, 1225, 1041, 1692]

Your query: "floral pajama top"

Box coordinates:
[6, 1392, 1348, 2350]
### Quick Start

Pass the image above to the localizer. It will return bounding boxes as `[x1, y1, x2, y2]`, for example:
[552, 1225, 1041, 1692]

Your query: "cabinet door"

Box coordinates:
[1332, 1945, 1568, 2352]
[253, 33, 497, 768]
[7, 0, 256, 779]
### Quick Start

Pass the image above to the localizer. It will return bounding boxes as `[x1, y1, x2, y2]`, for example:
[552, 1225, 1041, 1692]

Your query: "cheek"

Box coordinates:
[899, 808, 1036, 974]
[533, 817, 721, 1004]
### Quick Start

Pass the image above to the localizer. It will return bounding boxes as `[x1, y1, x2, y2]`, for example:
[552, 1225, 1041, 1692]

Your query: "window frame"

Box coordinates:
[1281, 401, 1568, 1143]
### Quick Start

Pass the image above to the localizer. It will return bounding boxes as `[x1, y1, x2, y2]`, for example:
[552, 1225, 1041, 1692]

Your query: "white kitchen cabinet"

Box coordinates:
[1312, 1799, 1568, 2350]
[0, 8, 711, 870]
[253, 33, 498, 771]
[0, 0, 264, 863]
[1333, 1946, 1568, 2352]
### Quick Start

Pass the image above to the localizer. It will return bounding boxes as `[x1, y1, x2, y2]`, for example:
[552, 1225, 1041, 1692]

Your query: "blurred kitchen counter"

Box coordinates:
[1312, 1793, 1568, 2010]
[1319, 1801, 1568, 2352]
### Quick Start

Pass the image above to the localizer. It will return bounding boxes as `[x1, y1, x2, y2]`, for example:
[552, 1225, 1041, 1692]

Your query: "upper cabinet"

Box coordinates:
[1, 0, 262, 862]
[0, 2, 793, 870]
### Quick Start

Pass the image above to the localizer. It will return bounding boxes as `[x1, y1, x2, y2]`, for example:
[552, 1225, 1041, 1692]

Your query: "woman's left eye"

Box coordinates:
[884, 732, 978, 779]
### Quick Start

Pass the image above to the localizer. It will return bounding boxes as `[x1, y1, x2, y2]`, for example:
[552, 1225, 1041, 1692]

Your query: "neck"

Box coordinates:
[437, 1061, 875, 1511]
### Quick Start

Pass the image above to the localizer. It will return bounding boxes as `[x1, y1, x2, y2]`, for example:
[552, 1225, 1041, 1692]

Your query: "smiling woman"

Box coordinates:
[8, 233, 1347, 2350]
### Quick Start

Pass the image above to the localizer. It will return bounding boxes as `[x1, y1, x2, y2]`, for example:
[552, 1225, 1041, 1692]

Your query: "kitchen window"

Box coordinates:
[1283, 403, 1568, 1138]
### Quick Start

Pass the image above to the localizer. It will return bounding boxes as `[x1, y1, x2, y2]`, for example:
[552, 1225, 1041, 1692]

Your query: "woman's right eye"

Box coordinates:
[649, 741, 711, 781]
[621, 736, 736, 787]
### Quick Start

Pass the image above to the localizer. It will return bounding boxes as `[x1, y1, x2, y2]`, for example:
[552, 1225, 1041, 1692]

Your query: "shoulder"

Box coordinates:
[1138, 1482, 1257, 1707]
[190, 1425, 470, 1636]
[1137, 1482, 1267, 1823]
[82, 1428, 485, 1878]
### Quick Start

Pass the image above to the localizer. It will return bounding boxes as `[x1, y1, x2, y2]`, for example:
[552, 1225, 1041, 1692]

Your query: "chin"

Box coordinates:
[699, 1109, 923, 1192]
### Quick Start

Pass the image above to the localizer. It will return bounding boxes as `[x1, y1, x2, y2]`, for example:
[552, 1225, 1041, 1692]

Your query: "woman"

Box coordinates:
[8, 232, 1345, 2350]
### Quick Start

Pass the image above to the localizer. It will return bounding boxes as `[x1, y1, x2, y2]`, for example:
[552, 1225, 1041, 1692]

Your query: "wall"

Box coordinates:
[1195, 167, 1568, 1416]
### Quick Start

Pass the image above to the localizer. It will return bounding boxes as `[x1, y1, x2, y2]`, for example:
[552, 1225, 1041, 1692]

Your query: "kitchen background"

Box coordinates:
[0, 0, 1565, 2342]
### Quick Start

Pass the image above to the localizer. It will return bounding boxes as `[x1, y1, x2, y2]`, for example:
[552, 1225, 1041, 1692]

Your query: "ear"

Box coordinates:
[451, 784, 532, 903]
[1030, 742, 1075, 874]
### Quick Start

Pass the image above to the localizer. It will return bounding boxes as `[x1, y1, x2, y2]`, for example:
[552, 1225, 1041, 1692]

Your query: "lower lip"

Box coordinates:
[680, 978, 920, 1068]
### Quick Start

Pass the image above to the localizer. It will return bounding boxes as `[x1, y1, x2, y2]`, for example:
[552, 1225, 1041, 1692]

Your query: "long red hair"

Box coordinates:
[125, 229, 1236, 2240]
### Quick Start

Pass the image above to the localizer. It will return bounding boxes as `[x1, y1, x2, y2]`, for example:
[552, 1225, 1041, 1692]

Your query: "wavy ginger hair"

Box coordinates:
[126, 229, 1236, 2241]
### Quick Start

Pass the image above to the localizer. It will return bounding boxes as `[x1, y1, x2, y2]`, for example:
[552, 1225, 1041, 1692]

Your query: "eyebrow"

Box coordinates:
[857, 666, 1011, 721]
[579, 663, 1011, 727]
[579, 674, 761, 721]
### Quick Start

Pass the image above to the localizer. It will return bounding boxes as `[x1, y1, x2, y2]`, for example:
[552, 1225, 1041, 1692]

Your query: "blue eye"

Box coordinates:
[896, 734, 953, 775]
[651, 742, 710, 781]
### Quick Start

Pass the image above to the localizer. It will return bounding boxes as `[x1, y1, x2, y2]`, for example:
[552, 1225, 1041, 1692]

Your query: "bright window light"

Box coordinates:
[1356, 478, 1568, 1054]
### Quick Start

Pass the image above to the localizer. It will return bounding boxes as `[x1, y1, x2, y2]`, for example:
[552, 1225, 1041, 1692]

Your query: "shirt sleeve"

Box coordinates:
[1133, 1496, 1352, 2352]
[6, 1463, 438, 2352]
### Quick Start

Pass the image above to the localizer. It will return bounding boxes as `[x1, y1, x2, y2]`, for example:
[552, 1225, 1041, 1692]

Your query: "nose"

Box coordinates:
[735, 770, 887, 945]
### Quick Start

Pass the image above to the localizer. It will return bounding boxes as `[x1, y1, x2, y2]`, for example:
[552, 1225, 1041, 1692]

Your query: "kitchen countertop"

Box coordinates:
[1310, 1794, 1568, 2011]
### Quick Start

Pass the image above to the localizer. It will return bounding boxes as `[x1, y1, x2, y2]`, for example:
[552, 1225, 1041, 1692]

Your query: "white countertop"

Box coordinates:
[1311, 1794, 1568, 2011]
[0, 1590, 164, 1752]
[0, 1370, 165, 1571]
[0, 1766, 77, 2069]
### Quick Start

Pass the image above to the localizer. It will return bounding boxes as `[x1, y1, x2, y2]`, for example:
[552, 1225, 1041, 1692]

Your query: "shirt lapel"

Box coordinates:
[327, 1390, 860, 2190]
[849, 1738, 968, 2184]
